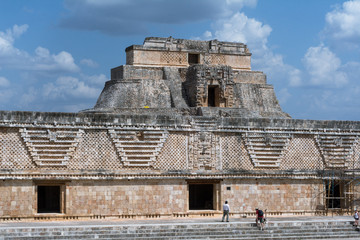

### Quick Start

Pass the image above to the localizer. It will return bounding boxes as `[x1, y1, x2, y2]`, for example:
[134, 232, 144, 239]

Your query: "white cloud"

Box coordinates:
[20, 87, 38, 105]
[302, 44, 348, 87]
[35, 46, 50, 59]
[0, 76, 10, 87]
[43, 76, 101, 99]
[0, 24, 29, 58]
[324, 0, 360, 44]
[288, 69, 302, 87]
[85, 74, 107, 85]
[0, 25, 79, 73]
[0, 89, 14, 107]
[0, 24, 28, 46]
[80, 58, 98, 68]
[294, 1, 360, 120]
[33, 47, 80, 72]
[53, 51, 79, 72]
[201, 12, 301, 89]
[0, 25, 104, 112]
[11, 24, 29, 38]
[209, 12, 271, 51]
[278, 88, 291, 105]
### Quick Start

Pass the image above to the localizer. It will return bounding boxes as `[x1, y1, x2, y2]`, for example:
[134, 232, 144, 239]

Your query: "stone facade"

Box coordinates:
[0, 37, 359, 221]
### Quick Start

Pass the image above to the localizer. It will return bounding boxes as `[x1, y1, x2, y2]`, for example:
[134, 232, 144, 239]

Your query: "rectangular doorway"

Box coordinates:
[326, 180, 344, 209]
[37, 185, 61, 213]
[188, 53, 199, 65]
[207, 86, 219, 107]
[189, 184, 214, 210]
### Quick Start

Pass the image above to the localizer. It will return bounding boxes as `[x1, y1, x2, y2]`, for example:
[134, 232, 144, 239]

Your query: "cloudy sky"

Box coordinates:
[0, 0, 360, 120]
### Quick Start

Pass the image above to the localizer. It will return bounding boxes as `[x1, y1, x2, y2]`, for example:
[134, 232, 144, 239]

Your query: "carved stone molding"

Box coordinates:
[188, 131, 220, 170]
[315, 134, 358, 168]
[109, 129, 168, 167]
[243, 132, 292, 168]
[20, 128, 83, 167]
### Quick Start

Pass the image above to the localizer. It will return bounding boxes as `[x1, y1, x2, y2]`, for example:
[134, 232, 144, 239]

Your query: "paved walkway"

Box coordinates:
[0, 215, 354, 229]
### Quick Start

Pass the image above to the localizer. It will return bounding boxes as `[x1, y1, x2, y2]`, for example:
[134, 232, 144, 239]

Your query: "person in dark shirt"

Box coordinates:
[255, 208, 265, 230]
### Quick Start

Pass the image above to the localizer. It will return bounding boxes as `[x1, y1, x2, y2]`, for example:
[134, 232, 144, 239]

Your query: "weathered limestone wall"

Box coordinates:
[354, 185, 360, 208]
[126, 49, 251, 70]
[224, 55, 251, 71]
[0, 111, 359, 219]
[233, 83, 285, 117]
[66, 180, 187, 216]
[233, 71, 266, 84]
[125, 37, 252, 70]
[111, 66, 164, 80]
[1, 127, 359, 172]
[222, 179, 323, 213]
[1, 113, 360, 171]
[0, 180, 33, 217]
[0, 179, 325, 218]
[94, 79, 172, 109]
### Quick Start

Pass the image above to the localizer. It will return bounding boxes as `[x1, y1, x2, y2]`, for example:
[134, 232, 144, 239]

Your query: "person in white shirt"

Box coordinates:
[354, 210, 359, 227]
[222, 201, 230, 222]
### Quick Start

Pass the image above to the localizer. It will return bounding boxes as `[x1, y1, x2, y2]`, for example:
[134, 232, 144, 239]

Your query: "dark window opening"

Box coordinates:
[326, 181, 341, 209]
[37, 186, 61, 213]
[188, 53, 199, 65]
[189, 184, 213, 210]
[208, 86, 219, 107]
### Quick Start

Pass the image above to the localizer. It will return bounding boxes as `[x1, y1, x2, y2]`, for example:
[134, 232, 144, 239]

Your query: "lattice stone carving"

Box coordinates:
[160, 52, 187, 65]
[207, 54, 226, 65]
[243, 132, 292, 168]
[281, 135, 324, 170]
[20, 128, 83, 167]
[315, 134, 359, 168]
[109, 129, 168, 167]
[154, 133, 188, 170]
[353, 140, 360, 169]
[188, 131, 220, 170]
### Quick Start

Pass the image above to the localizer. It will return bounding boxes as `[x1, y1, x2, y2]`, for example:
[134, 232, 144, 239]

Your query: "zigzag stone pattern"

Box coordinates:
[20, 128, 83, 167]
[315, 134, 359, 168]
[243, 132, 292, 168]
[108, 129, 168, 167]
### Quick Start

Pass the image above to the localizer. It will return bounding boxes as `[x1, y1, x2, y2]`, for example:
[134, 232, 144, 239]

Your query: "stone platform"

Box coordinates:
[0, 216, 359, 239]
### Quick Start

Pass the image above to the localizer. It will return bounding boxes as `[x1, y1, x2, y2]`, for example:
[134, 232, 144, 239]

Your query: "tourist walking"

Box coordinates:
[222, 201, 230, 222]
[255, 208, 265, 230]
[354, 210, 359, 227]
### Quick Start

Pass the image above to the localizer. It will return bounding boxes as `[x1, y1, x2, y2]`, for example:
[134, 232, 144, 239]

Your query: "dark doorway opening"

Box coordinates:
[189, 184, 213, 210]
[326, 180, 341, 209]
[208, 86, 219, 107]
[37, 186, 61, 213]
[188, 53, 199, 65]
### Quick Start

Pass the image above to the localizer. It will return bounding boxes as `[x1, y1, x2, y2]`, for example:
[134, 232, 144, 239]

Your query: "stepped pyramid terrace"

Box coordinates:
[0, 37, 359, 221]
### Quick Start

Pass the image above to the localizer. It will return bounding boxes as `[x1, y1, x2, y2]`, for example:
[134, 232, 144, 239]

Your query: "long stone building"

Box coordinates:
[0, 37, 359, 221]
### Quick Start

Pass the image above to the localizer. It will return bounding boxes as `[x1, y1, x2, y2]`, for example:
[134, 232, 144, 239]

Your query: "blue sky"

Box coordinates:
[0, 0, 360, 121]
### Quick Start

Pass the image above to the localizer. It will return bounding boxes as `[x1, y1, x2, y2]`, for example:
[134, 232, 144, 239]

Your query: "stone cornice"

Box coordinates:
[1, 111, 360, 131]
[0, 170, 358, 181]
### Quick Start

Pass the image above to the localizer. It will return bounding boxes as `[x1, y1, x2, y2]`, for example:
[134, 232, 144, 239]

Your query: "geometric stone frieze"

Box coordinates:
[20, 128, 84, 167]
[108, 129, 168, 167]
[243, 132, 292, 168]
[188, 131, 220, 170]
[315, 134, 359, 168]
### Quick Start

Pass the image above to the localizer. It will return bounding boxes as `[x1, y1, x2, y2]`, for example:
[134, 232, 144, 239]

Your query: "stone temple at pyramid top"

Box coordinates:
[89, 37, 290, 119]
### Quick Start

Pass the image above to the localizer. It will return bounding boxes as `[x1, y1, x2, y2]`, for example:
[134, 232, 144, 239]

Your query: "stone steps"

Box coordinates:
[0, 220, 358, 240]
